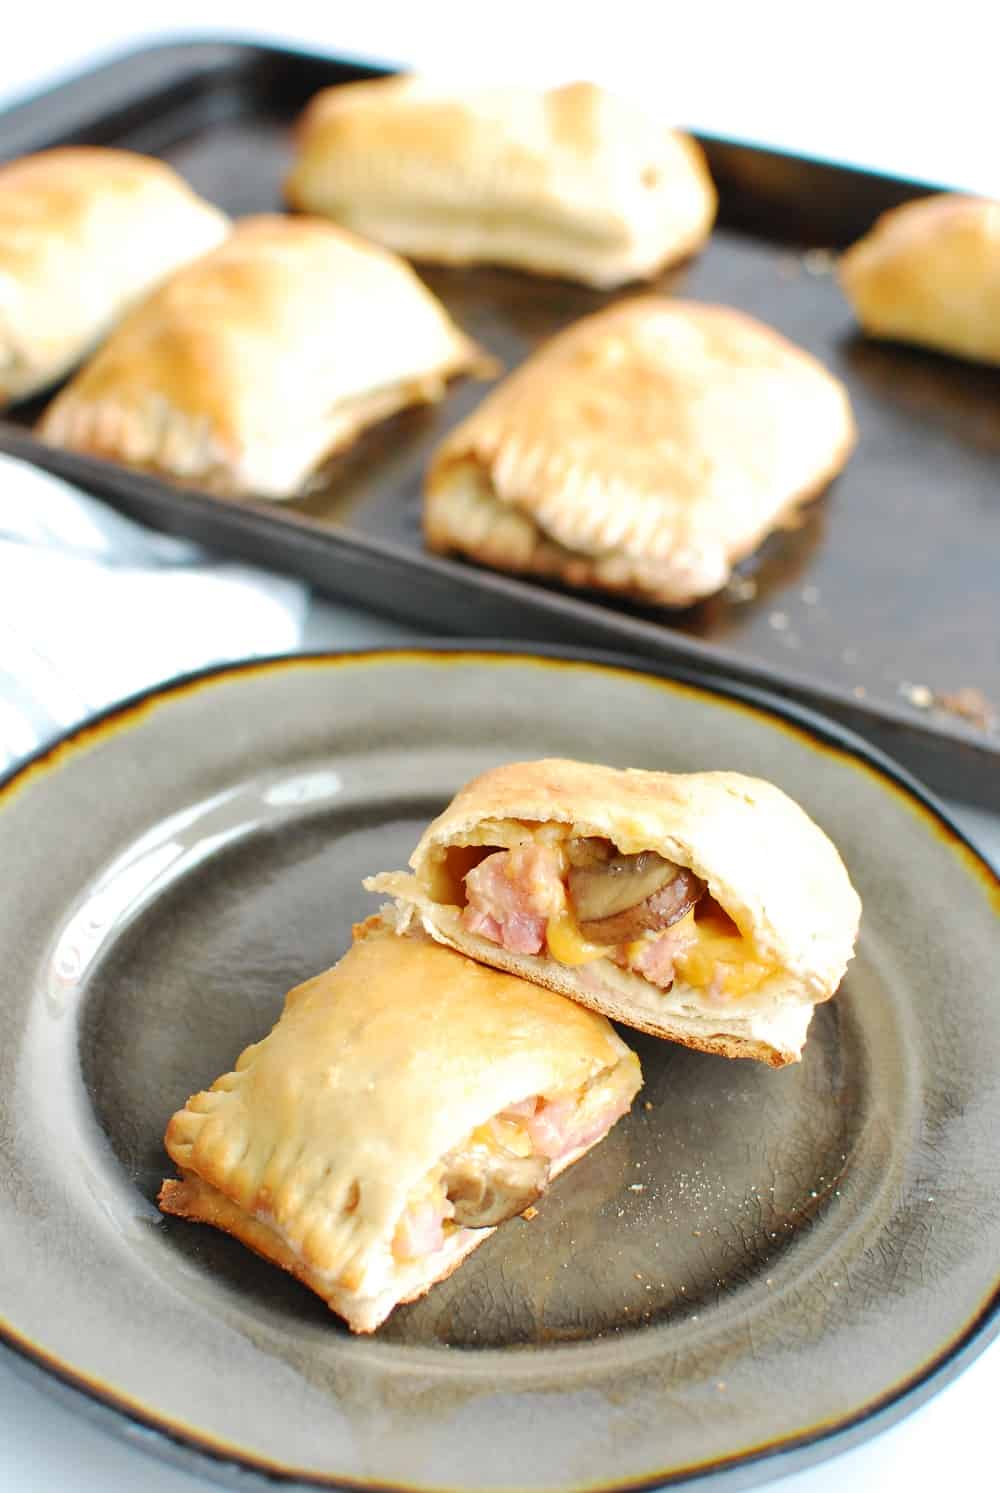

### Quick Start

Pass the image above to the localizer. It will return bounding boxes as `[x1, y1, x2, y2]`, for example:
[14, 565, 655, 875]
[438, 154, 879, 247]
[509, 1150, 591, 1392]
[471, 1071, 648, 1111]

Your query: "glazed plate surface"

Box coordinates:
[0, 647, 997, 1489]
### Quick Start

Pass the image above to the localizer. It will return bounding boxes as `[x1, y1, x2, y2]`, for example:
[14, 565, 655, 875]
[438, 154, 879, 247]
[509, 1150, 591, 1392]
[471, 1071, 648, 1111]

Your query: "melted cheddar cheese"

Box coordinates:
[544, 900, 775, 999]
[545, 909, 614, 965]
[671, 908, 774, 998]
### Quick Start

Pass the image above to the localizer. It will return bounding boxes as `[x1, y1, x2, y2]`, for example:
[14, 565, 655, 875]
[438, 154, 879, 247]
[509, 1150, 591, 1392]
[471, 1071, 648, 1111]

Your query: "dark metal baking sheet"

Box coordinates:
[1, 38, 997, 805]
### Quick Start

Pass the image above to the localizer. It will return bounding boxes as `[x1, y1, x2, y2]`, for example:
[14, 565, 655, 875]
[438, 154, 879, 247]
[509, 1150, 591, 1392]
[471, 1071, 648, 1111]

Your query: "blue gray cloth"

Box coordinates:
[0, 453, 309, 772]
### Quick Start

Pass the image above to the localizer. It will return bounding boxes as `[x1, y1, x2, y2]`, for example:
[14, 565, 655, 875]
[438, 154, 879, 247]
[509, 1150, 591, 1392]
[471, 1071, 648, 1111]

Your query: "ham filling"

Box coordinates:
[459, 842, 763, 1001]
[394, 1195, 448, 1260]
[391, 1072, 634, 1263]
[462, 843, 563, 954]
[626, 916, 701, 991]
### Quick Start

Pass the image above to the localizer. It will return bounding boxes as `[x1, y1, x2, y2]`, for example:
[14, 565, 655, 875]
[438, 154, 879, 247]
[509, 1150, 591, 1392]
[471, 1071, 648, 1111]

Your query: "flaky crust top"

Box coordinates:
[426, 298, 856, 587]
[164, 920, 631, 1290]
[409, 758, 861, 1001]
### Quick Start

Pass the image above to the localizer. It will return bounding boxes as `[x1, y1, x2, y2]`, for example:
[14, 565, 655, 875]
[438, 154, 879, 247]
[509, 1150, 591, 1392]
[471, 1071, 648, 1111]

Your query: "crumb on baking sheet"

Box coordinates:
[935, 687, 996, 731]
[900, 682, 933, 709]
[726, 576, 758, 602]
[520, 1206, 539, 1221]
[899, 682, 996, 731]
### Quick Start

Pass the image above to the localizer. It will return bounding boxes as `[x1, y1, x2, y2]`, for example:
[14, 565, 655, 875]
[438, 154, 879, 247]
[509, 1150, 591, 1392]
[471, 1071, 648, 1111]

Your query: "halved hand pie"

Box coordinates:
[158, 916, 641, 1333]
[285, 76, 716, 288]
[423, 298, 856, 606]
[367, 759, 862, 1067]
[38, 214, 488, 498]
[839, 194, 1000, 365]
[0, 146, 228, 404]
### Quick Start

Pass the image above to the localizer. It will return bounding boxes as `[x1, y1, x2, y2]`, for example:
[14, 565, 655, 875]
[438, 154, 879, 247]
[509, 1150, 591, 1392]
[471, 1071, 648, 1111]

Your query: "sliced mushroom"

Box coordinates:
[568, 850, 705, 944]
[444, 1147, 550, 1228]
[565, 836, 615, 869]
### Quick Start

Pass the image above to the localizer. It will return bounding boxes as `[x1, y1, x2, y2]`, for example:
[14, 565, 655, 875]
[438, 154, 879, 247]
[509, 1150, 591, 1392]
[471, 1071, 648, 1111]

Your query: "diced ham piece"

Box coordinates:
[522, 1087, 633, 1162]
[500, 1097, 539, 1120]
[625, 915, 701, 990]
[463, 907, 503, 945]
[462, 845, 565, 955]
[522, 1098, 574, 1158]
[393, 1198, 445, 1260]
[628, 936, 678, 990]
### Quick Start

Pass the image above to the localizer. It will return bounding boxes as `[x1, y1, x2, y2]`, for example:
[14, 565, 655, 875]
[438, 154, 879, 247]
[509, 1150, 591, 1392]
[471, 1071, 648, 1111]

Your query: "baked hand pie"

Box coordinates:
[367, 759, 861, 1068]
[423, 298, 856, 606]
[839, 194, 1000, 364]
[0, 147, 229, 405]
[38, 214, 488, 499]
[158, 916, 641, 1333]
[285, 75, 716, 288]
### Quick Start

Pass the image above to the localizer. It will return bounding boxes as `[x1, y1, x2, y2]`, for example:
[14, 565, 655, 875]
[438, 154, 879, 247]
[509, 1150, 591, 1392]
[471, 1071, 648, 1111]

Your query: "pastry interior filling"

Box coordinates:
[391, 1061, 636, 1263]
[428, 829, 774, 1002]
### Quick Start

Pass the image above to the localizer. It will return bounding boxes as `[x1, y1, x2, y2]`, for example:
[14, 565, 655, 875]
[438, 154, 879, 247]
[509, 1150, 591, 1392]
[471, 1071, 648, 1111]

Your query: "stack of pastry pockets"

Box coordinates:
[159, 916, 641, 1334]
[367, 759, 861, 1068]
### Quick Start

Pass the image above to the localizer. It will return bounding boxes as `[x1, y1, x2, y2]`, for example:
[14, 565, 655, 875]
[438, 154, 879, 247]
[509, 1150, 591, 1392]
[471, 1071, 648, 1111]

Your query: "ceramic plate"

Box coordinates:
[0, 647, 997, 1491]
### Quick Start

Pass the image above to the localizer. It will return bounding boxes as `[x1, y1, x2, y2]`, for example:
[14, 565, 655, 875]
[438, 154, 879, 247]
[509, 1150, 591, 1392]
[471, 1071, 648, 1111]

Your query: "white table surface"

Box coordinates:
[1, 7, 997, 1490]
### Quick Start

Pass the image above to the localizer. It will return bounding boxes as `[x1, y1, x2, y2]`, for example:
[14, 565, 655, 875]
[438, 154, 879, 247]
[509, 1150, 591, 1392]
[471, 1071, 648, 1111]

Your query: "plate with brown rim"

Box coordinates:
[0, 644, 997, 1490]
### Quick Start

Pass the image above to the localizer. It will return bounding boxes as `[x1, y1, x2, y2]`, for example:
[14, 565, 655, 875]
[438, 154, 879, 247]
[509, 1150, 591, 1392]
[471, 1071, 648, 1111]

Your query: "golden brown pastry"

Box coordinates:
[38, 214, 488, 499]
[285, 75, 716, 288]
[423, 298, 857, 606]
[367, 759, 862, 1067]
[839, 194, 1000, 364]
[0, 147, 229, 405]
[158, 916, 641, 1333]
